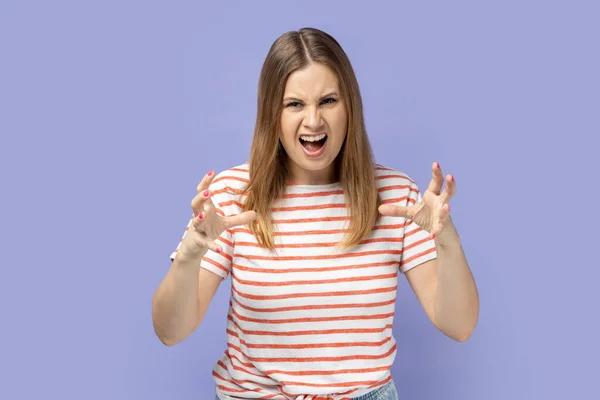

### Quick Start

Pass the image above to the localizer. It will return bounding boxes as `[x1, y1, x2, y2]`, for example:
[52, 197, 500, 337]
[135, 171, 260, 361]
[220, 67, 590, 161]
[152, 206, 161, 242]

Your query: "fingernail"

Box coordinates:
[436, 162, 441, 168]
[198, 212, 204, 220]
[450, 175, 454, 181]
[204, 190, 210, 197]
[216, 247, 221, 254]
[208, 170, 214, 176]
[431, 233, 436, 239]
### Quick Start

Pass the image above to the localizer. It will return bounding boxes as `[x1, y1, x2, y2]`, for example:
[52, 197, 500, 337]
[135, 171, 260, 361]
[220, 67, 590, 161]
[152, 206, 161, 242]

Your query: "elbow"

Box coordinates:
[151, 309, 201, 347]
[153, 323, 184, 347]
[452, 328, 475, 342]
[151, 298, 186, 347]
[437, 309, 479, 342]
[151, 309, 183, 347]
[443, 324, 476, 342]
[451, 313, 479, 342]
[152, 321, 178, 346]
[157, 335, 180, 347]
[437, 324, 476, 342]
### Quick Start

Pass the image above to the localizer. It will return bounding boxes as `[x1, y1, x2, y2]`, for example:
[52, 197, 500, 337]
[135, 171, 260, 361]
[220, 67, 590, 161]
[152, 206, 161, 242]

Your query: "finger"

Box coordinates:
[429, 225, 442, 239]
[428, 219, 443, 239]
[187, 229, 223, 254]
[378, 204, 411, 218]
[191, 209, 208, 231]
[196, 170, 215, 193]
[191, 188, 213, 216]
[439, 174, 456, 204]
[427, 162, 444, 195]
[203, 239, 223, 254]
[223, 211, 258, 229]
[202, 192, 216, 214]
[429, 203, 451, 239]
[438, 202, 451, 222]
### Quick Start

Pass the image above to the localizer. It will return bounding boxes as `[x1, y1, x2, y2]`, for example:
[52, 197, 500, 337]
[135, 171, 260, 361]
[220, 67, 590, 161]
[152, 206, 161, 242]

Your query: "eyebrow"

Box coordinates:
[283, 92, 339, 102]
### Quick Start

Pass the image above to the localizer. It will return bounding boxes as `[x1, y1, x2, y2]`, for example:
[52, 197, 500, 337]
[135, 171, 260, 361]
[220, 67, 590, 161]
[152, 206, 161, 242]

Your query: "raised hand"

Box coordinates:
[378, 162, 456, 239]
[179, 170, 257, 259]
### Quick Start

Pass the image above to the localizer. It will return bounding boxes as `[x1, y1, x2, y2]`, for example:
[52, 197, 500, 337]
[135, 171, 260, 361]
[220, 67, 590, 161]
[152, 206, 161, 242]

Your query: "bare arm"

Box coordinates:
[405, 218, 479, 341]
[151, 170, 256, 346]
[380, 163, 479, 341]
[152, 248, 222, 346]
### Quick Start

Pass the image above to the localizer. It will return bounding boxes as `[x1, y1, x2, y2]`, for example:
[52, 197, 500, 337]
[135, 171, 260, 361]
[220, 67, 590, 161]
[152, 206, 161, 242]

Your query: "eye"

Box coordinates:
[321, 97, 337, 105]
[285, 101, 303, 108]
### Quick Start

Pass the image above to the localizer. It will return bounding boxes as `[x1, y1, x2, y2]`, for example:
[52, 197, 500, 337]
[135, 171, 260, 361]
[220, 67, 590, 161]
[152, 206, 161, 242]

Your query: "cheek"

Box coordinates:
[280, 113, 300, 141]
[326, 109, 348, 138]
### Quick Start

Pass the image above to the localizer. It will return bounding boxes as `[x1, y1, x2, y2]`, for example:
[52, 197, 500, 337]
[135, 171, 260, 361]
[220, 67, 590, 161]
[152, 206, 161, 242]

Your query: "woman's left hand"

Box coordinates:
[379, 162, 456, 239]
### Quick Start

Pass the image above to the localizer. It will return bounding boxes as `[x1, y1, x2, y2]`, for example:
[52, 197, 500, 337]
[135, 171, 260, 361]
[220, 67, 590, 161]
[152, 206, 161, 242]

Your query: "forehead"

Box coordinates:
[284, 62, 340, 96]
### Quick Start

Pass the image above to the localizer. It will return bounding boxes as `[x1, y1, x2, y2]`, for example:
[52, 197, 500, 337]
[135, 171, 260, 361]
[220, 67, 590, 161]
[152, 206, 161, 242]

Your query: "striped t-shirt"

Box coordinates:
[170, 163, 437, 400]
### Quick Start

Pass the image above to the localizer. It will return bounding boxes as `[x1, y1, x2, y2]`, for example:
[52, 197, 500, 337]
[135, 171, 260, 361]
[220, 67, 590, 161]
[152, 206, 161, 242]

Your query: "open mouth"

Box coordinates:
[299, 133, 328, 153]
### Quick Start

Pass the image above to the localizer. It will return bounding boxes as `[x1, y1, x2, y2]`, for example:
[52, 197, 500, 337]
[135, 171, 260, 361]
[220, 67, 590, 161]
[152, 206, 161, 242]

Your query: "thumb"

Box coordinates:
[378, 204, 411, 218]
[224, 210, 258, 229]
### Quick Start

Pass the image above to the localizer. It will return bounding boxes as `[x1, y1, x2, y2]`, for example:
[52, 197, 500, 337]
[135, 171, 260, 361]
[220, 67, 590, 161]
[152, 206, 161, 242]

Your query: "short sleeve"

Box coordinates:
[399, 182, 438, 273]
[169, 173, 236, 280]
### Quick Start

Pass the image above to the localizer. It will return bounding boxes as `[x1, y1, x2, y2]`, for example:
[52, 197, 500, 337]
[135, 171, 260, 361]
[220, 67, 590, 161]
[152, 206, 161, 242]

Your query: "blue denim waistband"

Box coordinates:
[351, 380, 395, 400]
[215, 380, 396, 400]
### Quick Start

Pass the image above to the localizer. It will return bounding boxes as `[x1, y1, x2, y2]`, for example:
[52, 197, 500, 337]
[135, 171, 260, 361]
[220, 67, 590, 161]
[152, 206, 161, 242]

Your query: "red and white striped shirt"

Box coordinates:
[170, 163, 437, 400]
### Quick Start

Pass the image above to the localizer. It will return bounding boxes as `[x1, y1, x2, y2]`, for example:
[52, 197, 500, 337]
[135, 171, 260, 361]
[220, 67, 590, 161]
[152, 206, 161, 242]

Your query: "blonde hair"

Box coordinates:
[242, 27, 380, 250]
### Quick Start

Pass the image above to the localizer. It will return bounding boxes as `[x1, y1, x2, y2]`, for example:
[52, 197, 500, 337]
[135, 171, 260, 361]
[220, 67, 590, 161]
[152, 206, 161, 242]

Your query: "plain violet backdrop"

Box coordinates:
[1, 0, 598, 399]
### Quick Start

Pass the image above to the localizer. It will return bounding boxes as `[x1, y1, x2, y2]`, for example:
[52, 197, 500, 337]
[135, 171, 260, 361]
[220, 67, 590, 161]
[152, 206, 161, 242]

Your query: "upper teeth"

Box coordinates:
[300, 133, 326, 142]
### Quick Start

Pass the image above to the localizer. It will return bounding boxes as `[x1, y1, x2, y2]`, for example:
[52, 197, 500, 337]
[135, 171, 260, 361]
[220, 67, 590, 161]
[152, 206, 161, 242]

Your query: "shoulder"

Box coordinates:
[205, 163, 249, 214]
[207, 162, 250, 199]
[210, 163, 249, 189]
[374, 163, 417, 187]
[374, 163, 421, 202]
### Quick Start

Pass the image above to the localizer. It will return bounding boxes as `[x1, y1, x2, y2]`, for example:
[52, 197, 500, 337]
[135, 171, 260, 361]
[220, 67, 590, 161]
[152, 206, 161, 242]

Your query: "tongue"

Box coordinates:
[303, 140, 324, 152]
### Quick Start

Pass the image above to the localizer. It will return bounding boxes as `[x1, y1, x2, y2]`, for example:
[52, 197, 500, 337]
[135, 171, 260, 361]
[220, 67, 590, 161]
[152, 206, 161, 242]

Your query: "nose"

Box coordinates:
[303, 105, 324, 131]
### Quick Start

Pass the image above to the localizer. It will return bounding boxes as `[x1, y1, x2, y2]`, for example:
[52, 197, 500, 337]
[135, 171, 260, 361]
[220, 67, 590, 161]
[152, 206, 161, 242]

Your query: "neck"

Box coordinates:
[286, 161, 337, 185]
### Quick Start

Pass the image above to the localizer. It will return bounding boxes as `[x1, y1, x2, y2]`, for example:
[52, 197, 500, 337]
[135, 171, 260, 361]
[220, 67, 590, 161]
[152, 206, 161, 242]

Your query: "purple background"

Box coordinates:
[1, 1, 598, 399]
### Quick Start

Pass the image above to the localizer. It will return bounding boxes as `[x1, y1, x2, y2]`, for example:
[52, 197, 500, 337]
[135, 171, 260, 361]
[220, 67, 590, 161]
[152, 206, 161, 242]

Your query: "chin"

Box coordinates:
[281, 137, 342, 181]
[300, 159, 335, 171]
[291, 151, 339, 177]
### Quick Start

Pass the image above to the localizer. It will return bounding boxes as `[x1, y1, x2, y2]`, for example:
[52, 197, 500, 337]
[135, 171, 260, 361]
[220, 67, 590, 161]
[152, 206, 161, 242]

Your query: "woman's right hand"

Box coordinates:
[178, 170, 257, 259]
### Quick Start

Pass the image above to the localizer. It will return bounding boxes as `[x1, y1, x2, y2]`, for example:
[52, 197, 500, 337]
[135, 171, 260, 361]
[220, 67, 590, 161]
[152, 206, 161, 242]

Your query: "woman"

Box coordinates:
[152, 27, 479, 400]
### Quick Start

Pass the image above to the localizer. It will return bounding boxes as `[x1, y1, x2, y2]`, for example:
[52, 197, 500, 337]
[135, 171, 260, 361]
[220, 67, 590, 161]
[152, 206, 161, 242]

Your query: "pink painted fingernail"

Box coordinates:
[216, 247, 221, 254]
[450, 175, 454, 181]
[198, 212, 204, 220]
[431, 233, 436, 239]
[208, 170, 214, 176]
[204, 190, 210, 197]
[436, 162, 441, 168]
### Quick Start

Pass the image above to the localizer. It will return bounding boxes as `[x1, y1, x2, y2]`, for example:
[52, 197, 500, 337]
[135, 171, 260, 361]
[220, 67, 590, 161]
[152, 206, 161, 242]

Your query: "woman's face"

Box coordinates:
[279, 62, 348, 185]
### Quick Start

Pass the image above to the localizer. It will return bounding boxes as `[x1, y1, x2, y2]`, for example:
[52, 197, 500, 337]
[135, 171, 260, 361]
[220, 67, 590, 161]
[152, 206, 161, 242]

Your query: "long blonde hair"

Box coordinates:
[242, 27, 380, 250]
